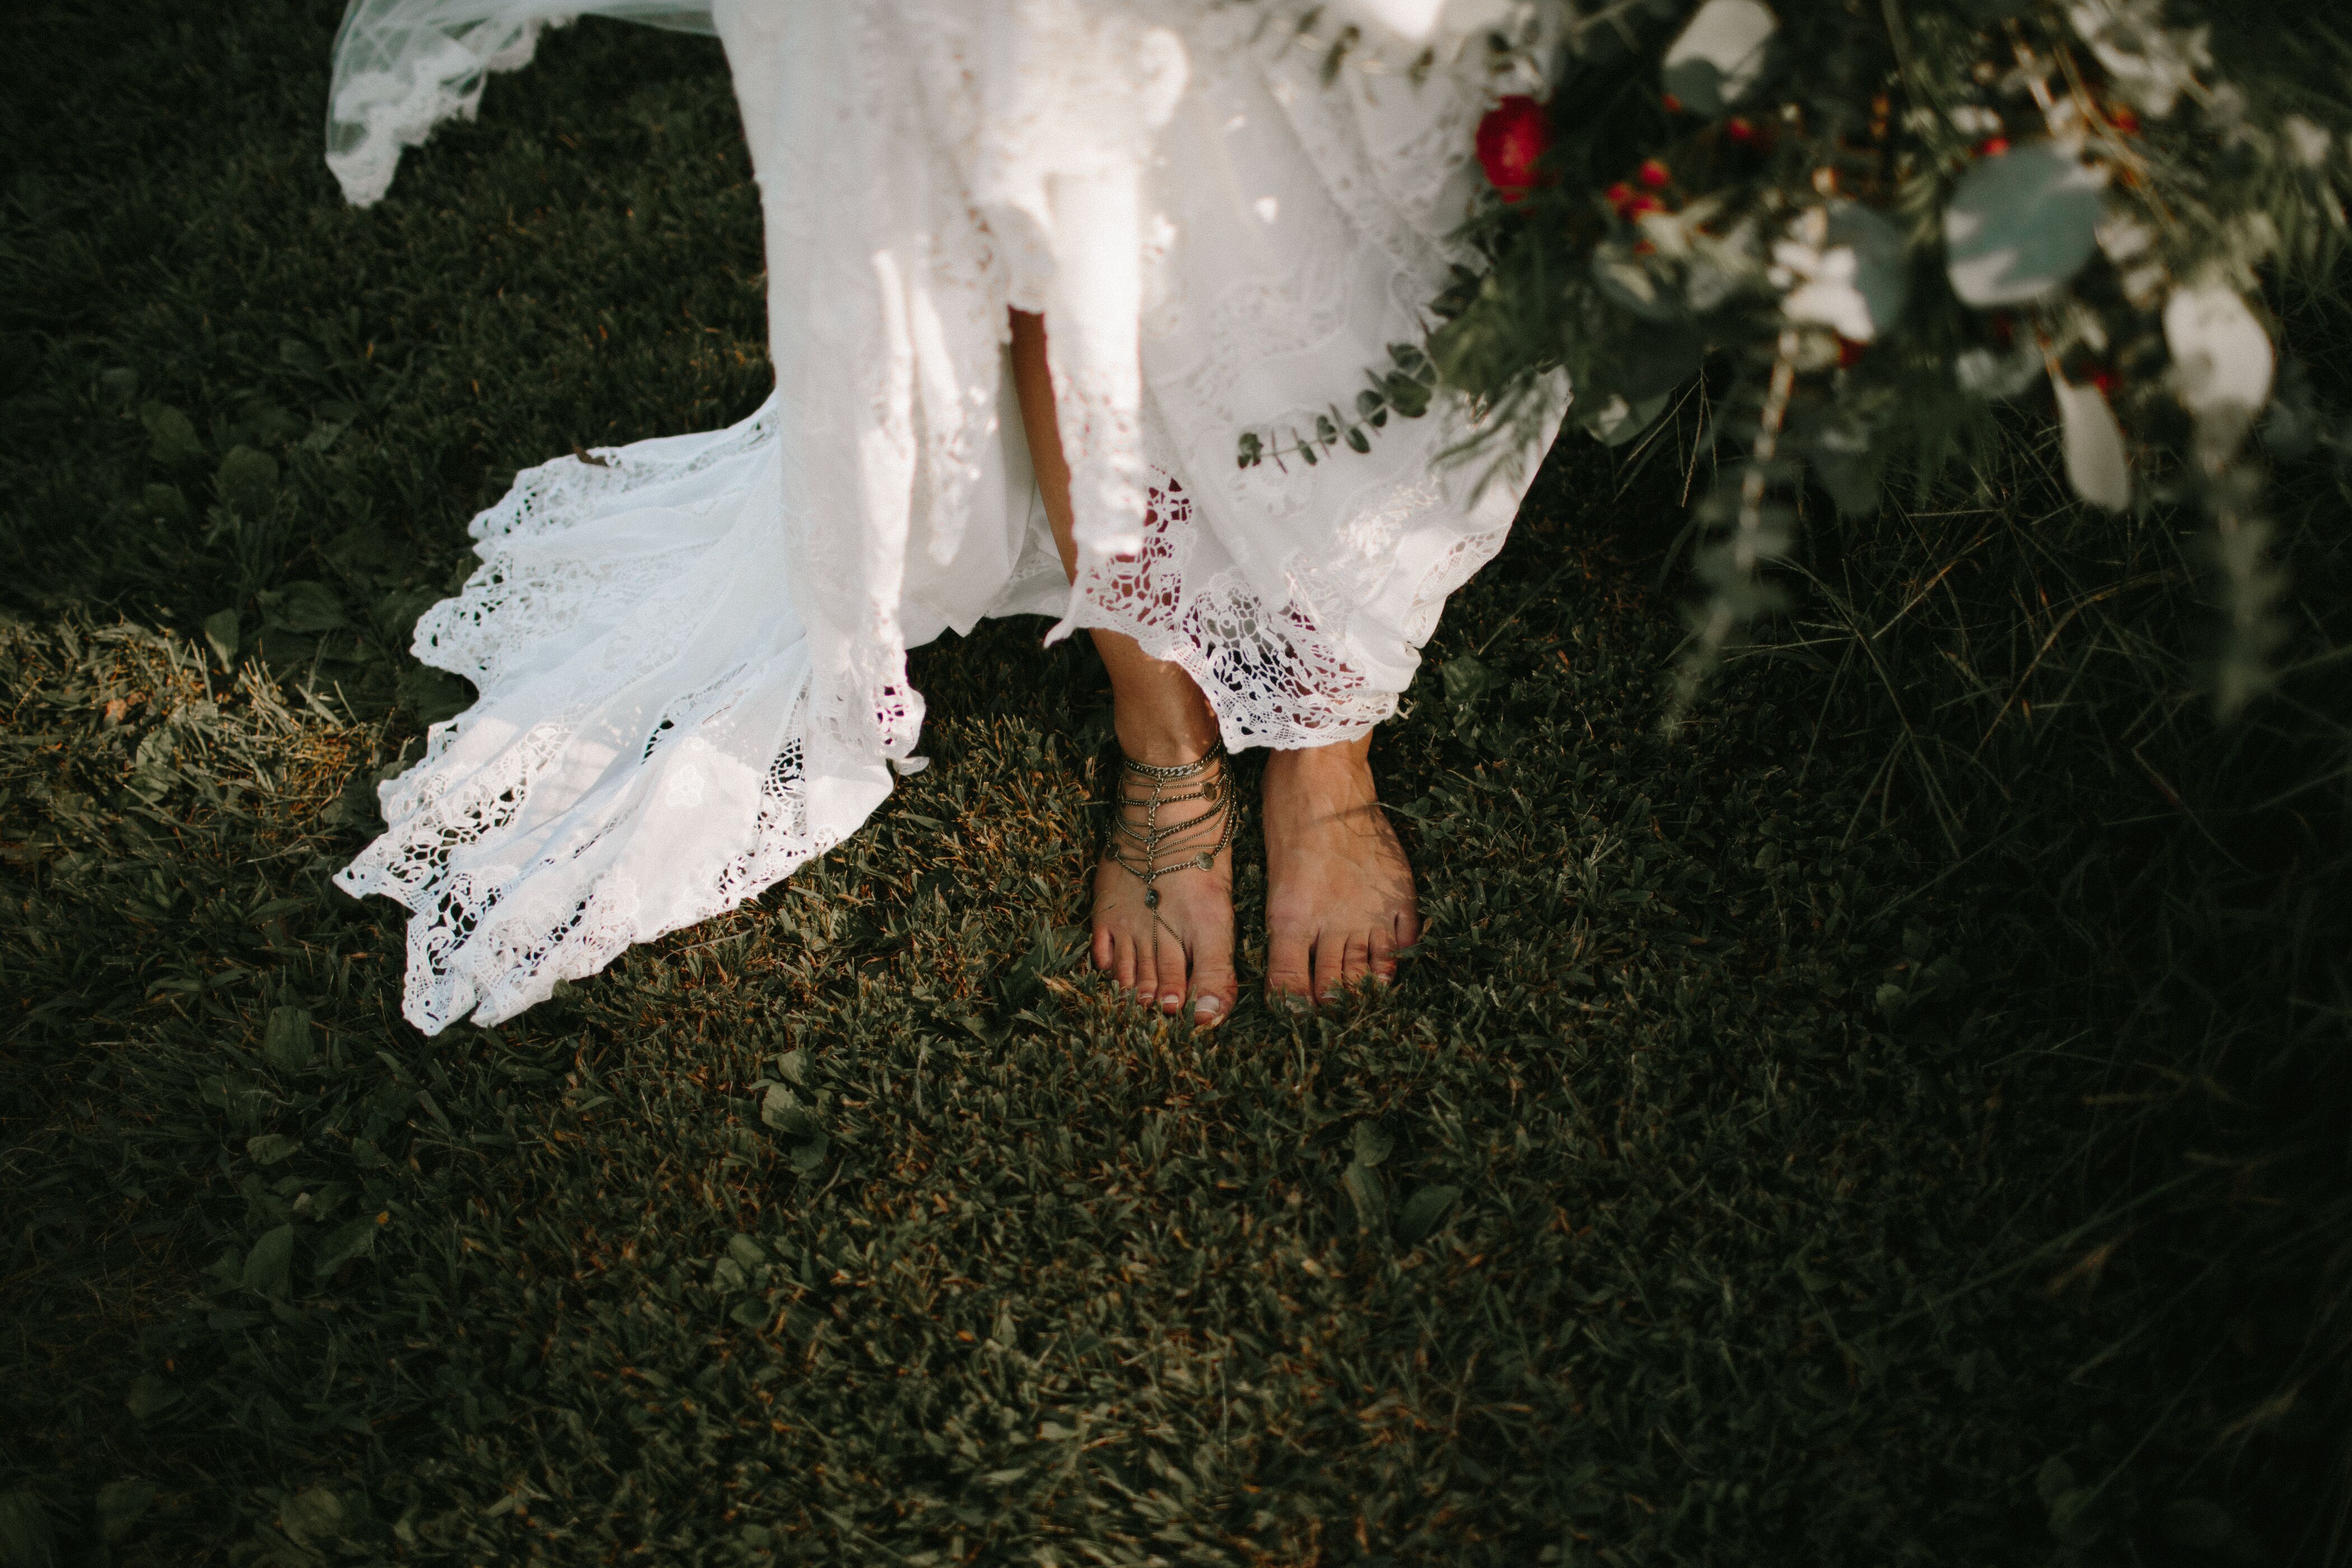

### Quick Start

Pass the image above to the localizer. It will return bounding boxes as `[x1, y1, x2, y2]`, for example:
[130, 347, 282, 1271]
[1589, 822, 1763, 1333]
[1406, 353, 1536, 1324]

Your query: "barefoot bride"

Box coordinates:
[326, 0, 1557, 1035]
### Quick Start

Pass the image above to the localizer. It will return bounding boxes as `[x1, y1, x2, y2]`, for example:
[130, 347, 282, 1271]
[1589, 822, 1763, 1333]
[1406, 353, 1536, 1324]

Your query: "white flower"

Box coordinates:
[1771, 204, 1907, 342]
[2096, 211, 2155, 263]
[2066, 0, 2211, 118]
[1956, 347, 2043, 399]
[2165, 283, 2274, 419]
[1772, 238, 1873, 340]
[2284, 115, 2334, 169]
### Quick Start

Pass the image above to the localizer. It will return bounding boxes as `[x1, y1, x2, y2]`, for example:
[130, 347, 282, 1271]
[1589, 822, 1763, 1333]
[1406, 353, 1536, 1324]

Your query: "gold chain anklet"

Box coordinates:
[1105, 741, 1235, 911]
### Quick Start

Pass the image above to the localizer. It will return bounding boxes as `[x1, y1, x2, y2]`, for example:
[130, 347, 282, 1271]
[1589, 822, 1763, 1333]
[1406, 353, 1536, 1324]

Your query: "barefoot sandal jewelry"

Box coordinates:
[1107, 741, 1235, 912]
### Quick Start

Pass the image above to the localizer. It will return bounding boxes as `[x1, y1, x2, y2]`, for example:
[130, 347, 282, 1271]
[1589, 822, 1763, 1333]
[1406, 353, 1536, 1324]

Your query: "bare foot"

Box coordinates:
[1262, 738, 1420, 1005]
[1009, 306, 1236, 1026]
[1090, 729, 1240, 1029]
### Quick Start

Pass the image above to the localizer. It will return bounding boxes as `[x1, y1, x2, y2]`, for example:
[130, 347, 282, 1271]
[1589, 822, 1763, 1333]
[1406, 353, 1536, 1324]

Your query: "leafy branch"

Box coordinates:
[1235, 342, 1439, 470]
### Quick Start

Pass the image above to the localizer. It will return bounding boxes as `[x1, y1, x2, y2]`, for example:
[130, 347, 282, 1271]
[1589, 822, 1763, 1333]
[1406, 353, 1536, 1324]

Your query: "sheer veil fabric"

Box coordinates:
[328, 0, 1565, 1033]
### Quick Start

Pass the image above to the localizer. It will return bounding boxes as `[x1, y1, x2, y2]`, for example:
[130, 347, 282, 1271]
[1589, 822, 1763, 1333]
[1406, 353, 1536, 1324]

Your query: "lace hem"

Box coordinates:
[333, 404, 883, 1034]
[1064, 471, 1510, 751]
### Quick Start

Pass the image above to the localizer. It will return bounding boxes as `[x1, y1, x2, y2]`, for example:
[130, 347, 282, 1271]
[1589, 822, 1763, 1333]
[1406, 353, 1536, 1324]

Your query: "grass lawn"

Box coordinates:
[0, 4, 2244, 1564]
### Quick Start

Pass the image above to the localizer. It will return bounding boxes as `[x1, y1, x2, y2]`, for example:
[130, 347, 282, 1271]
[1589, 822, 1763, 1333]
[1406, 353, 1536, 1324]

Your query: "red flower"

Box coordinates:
[1606, 181, 1636, 216]
[2089, 368, 2120, 394]
[1638, 159, 1670, 189]
[1975, 136, 2012, 158]
[2109, 104, 2140, 134]
[1628, 193, 1664, 216]
[1476, 95, 1552, 205]
[1726, 117, 1757, 144]
[1661, 94, 1685, 115]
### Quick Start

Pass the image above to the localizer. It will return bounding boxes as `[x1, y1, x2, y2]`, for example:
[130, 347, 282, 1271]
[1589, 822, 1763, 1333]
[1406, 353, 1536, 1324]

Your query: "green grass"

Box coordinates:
[0, 4, 2331, 1565]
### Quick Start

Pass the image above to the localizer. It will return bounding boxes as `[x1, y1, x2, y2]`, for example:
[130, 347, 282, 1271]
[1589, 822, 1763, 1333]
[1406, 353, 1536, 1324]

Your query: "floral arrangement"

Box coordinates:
[1244, 0, 2349, 714]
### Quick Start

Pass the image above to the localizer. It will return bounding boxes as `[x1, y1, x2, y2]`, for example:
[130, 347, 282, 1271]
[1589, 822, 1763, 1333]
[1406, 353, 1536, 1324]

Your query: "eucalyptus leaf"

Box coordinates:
[2054, 375, 2131, 511]
[1662, 0, 1780, 116]
[1943, 143, 2106, 307]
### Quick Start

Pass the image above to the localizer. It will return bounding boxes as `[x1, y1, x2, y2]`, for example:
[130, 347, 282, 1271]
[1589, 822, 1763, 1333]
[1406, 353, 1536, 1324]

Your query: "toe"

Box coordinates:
[1158, 928, 1190, 1015]
[1093, 923, 1115, 973]
[1338, 929, 1372, 991]
[1266, 926, 1314, 1005]
[1188, 930, 1239, 1031]
[1109, 931, 1136, 993]
[1131, 940, 1161, 1009]
[1311, 935, 1350, 1003]
[1368, 923, 1398, 984]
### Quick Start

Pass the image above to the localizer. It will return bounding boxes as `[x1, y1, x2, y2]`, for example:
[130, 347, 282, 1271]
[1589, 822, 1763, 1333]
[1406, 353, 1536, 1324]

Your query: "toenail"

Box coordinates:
[1161, 992, 1183, 1010]
[1193, 995, 1223, 1021]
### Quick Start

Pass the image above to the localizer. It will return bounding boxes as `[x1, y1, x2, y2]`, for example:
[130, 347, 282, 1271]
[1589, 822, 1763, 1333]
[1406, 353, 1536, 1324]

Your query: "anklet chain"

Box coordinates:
[1107, 742, 1234, 911]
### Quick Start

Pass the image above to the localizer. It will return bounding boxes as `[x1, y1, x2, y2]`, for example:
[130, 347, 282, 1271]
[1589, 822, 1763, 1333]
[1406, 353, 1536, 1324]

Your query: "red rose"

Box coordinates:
[1476, 95, 1552, 205]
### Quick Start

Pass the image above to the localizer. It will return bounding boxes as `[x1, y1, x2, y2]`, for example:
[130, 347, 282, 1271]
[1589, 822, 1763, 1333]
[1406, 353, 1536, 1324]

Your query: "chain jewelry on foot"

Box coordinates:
[1105, 743, 1235, 914]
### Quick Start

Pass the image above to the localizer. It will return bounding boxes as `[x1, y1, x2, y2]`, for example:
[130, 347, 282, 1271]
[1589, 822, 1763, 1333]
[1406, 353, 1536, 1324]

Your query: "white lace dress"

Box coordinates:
[326, 0, 1562, 1033]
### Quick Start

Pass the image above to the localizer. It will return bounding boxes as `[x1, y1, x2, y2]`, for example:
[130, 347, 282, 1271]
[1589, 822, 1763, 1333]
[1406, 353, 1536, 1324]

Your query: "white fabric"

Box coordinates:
[331, 0, 1565, 1033]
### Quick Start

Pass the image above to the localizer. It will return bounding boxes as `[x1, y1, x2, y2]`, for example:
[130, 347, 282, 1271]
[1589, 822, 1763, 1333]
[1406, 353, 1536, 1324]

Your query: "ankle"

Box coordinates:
[1111, 685, 1220, 768]
[1264, 736, 1375, 786]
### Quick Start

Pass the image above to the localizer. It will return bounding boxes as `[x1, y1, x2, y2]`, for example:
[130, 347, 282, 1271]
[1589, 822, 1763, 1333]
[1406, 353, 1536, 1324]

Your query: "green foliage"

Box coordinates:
[1290, 0, 2352, 715]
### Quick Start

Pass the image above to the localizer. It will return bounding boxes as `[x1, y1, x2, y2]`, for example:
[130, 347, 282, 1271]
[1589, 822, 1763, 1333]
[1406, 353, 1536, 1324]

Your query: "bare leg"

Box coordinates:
[1010, 311, 1238, 1027]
